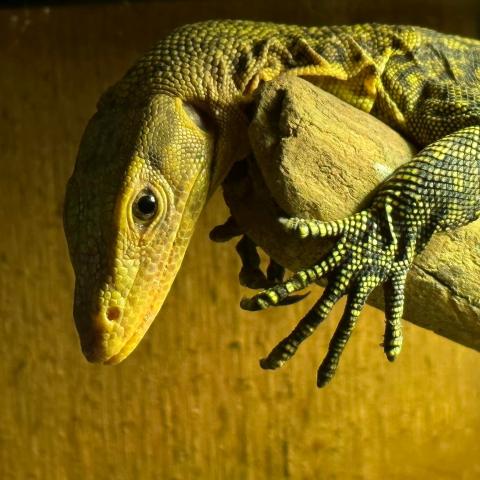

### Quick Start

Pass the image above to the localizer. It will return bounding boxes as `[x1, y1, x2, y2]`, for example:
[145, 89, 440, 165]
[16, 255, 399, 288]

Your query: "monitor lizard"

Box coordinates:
[64, 21, 480, 387]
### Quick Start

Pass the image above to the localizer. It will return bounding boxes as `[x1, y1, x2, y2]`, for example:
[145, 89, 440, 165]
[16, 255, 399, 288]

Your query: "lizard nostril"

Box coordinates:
[106, 306, 122, 321]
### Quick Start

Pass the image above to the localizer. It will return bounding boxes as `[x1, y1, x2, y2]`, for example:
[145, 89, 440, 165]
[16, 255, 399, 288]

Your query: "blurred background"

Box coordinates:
[1, 1, 479, 478]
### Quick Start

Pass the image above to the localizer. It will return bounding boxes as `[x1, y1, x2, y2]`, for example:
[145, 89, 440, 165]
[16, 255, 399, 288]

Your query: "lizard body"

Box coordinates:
[64, 21, 480, 385]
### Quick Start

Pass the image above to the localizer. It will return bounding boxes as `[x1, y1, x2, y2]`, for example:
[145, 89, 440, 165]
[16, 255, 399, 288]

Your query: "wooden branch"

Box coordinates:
[223, 76, 480, 352]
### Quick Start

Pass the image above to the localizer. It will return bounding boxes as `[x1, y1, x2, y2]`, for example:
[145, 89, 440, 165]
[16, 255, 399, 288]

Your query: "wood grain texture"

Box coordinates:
[0, 2, 479, 479]
[226, 76, 480, 351]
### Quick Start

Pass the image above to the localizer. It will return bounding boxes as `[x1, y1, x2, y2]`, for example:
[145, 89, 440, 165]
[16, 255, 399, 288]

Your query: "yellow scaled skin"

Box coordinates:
[65, 96, 216, 363]
[65, 20, 480, 372]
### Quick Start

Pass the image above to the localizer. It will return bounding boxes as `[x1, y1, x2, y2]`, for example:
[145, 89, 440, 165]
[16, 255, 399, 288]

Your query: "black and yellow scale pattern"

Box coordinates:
[109, 21, 480, 385]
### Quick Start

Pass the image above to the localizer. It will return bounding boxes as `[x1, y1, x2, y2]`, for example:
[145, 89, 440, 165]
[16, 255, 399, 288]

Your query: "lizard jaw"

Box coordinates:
[77, 233, 192, 365]
[102, 311, 156, 365]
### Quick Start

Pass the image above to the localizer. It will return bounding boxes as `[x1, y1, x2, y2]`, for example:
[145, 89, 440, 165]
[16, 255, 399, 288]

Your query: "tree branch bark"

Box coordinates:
[222, 76, 480, 352]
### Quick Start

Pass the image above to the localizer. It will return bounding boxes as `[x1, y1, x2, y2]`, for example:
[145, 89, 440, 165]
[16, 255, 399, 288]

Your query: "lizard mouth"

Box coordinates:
[103, 311, 155, 365]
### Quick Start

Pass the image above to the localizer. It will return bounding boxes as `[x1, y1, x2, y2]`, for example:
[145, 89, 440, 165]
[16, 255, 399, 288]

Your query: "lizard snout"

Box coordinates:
[76, 304, 127, 364]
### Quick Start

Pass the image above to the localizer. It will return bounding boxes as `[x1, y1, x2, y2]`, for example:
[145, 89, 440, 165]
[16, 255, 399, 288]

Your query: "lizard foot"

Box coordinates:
[236, 235, 310, 304]
[242, 126, 480, 386]
[209, 216, 243, 242]
[236, 235, 272, 289]
[210, 218, 271, 289]
[211, 216, 308, 302]
[241, 204, 414, 387]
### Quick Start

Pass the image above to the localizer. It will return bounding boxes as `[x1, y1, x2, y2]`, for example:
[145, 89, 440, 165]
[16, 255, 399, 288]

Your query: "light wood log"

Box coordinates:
[223, 76, 480, 352]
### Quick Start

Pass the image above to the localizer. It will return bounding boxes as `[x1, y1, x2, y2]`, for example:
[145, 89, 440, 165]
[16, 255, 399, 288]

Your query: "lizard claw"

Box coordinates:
[239, 266, 270, 289]
[244, 202, 418, 386]
[277, 292, 310, 306]
[240, 290, 310, 310]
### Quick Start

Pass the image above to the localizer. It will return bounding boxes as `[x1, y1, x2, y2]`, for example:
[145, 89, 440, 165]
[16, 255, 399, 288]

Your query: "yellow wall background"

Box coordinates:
[1, 1, 479, 479]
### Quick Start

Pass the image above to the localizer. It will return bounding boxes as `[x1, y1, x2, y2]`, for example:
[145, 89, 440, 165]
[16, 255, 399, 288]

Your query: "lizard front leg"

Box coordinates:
[242, 125, 480, 387]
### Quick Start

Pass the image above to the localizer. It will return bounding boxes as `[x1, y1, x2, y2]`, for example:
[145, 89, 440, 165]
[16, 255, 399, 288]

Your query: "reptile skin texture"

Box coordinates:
[64, 21, 480, 386]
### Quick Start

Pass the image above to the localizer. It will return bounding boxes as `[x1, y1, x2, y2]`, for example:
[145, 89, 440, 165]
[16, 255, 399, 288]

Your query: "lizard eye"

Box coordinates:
[133, 189, 157, 223]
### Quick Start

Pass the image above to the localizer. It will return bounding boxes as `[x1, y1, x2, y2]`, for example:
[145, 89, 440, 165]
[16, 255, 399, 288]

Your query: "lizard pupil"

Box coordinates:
[133, 190, 157, 222]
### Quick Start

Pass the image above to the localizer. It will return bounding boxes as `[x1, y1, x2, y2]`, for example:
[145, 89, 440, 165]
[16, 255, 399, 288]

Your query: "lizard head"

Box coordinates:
[64, 94, 219, 364]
